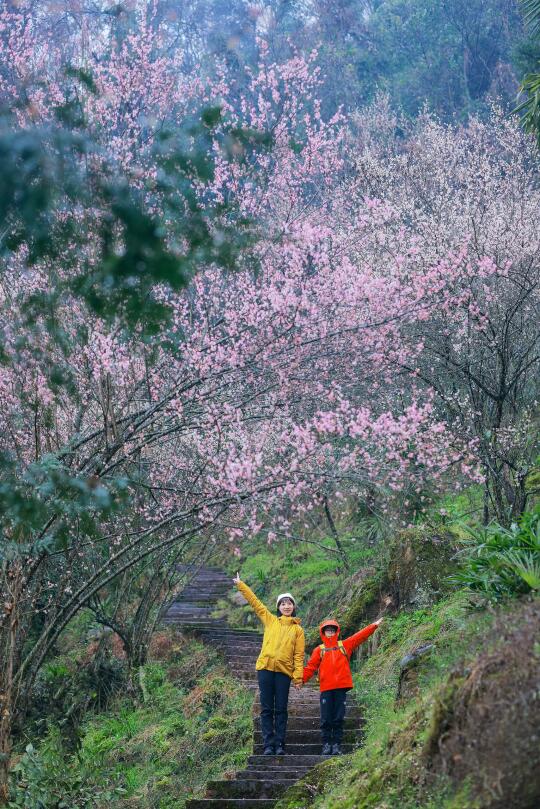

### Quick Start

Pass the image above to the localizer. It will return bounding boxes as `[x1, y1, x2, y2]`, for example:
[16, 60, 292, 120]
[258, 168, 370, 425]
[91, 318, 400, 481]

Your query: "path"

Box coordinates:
[163, 566, 363, 808]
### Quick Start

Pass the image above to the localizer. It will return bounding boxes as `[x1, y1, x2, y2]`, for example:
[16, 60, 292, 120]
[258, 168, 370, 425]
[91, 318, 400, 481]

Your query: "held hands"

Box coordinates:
[233, 571, 241, 585]
[294, 681, 303, 690]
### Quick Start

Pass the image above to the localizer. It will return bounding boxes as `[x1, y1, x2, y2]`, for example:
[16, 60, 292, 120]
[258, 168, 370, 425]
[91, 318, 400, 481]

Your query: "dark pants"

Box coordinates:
[320, 688, 348, 744]
[257, 670, 292, 749]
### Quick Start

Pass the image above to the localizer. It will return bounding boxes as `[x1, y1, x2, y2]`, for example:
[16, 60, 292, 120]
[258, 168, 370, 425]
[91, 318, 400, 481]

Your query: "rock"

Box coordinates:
[396, 643, 435, 702]
[230, 590, 248, 606]
[386, 528, 459, 610]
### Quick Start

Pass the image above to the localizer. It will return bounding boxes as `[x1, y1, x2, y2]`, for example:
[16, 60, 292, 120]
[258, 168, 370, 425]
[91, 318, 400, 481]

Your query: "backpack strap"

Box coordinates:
[319, 641, 349, 660]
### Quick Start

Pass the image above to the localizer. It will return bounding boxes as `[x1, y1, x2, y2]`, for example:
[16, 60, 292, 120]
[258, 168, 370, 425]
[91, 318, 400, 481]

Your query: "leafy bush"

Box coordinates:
[452, 507, 540, 602]
[8, 729, 125, 808]
[11, 638, 252, 809]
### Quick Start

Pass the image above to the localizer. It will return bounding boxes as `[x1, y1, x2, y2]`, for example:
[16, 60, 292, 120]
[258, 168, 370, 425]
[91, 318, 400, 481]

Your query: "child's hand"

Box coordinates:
[374, 617, 384, 626]
[233, 572, 241, 584]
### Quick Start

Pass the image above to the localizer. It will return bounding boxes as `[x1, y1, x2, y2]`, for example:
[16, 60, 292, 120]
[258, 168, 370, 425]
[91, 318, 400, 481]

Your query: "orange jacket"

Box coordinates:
[303, 619, 379, 692]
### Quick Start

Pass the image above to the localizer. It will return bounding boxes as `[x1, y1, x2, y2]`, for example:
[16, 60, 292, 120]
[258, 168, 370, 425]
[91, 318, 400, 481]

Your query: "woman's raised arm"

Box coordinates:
[233, 573, 272, 626]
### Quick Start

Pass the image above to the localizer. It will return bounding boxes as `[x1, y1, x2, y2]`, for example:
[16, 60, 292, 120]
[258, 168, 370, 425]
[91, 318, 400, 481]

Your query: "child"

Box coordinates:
[233, 573, 305, 756]
[303, 617, 383, 755]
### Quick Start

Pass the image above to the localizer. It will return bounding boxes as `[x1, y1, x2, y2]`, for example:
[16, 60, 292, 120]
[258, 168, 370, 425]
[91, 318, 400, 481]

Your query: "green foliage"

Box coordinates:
[8, 731, 125, 808]
[520, 0, 540, 36]
[326, 0, 526, 118]
[0, 96, 262, 335]
[10, 635, 253, 809]
[451, 506, 540, 601]
[0, 453, 129, 559]
[223, 531, 378, 630]
[516, 0, 540, 145]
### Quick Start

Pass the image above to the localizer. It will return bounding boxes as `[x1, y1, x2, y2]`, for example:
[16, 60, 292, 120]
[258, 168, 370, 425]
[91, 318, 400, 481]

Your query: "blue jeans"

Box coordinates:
[257, 670, 292, 749]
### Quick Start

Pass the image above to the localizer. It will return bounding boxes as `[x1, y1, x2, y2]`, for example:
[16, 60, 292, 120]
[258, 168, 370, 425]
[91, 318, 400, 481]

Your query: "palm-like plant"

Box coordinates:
[516, 0, 540, 144]
[521, 0, 540, 34]
[451, 506, 540, 601]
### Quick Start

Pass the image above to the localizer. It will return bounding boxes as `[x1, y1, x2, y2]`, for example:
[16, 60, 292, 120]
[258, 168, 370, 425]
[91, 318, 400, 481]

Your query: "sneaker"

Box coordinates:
[322, 743, 332, 755]
[275, 745, 285, 755]
[331, 743, 342, 755]
[263, 746, 275, 756]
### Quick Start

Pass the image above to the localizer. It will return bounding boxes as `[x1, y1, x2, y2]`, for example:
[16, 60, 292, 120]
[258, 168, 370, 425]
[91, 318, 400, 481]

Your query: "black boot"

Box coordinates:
[322, 742, 332, 755]
[275, 744, 285, 755]
[263, 746, 275, 755]
[331, 743, 342, 755]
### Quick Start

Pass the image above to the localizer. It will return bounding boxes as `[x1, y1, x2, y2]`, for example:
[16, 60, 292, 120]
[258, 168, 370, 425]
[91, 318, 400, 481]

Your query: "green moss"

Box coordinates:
[275, 758, 344, 809]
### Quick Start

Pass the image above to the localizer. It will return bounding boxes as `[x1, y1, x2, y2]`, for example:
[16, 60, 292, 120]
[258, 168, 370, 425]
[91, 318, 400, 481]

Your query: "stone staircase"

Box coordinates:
[163, 566, 363, 808]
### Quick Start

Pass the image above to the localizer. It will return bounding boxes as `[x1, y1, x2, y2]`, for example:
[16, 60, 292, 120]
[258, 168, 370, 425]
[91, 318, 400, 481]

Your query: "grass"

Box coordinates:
[215, 530, 380, 632]
[276, 589, 538, 809]
[10, 634, 254, 809]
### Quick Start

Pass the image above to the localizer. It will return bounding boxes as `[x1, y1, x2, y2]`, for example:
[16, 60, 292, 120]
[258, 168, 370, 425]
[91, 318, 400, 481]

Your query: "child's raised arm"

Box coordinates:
[233, 574, 272, 626]
[302, 645, 322, 684]
[343, 617, 383, 656]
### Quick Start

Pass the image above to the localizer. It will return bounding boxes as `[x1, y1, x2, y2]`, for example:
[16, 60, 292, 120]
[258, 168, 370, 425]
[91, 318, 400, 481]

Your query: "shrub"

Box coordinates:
[451, 507, 540, 602]
[8, 729, 125, 808]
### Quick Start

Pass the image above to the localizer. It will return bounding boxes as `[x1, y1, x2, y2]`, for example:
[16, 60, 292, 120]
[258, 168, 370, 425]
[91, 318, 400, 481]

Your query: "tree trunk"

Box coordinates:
[322, 495, 350, 570]
[0, 712, 12, 806]
[0, 619, 17, 805]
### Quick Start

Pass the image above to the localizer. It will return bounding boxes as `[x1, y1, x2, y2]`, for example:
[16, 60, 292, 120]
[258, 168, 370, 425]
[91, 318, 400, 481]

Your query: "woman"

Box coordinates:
[233, 572, 304, 756]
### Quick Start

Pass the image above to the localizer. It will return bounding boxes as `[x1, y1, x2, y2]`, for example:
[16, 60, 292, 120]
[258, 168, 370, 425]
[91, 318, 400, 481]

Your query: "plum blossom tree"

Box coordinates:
[333, 100, 540, 523]
[0, 6, 517, 800]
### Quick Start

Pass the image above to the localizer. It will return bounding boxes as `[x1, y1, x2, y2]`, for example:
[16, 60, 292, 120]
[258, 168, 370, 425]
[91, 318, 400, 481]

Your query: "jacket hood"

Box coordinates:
[319, 618, 341, 644]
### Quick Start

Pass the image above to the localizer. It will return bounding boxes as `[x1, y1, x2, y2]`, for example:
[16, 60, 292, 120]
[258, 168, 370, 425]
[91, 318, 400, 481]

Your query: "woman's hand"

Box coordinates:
[294, 681, 303, 690]
[233, 571, 241, 584]
[374, 617, 384, 626]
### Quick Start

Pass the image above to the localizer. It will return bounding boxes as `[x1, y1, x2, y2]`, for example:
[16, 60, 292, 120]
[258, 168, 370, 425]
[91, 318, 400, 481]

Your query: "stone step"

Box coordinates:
[229, 665, 257, 674]
[253, 728, 357, 743]
[223, 657, 259, 666]
[176, 626, 256, 635]
[167, 612, 219, 620]
[201, 627, 263, 646]
[187, 801, 276, 809]
[253, 693, 352, 703]
[207, 639, 262, 646]
[253, 742, 356, 755]
[175, 593, 228, 601]
[196, 632, 262, 640]
[162, 620, 226, 628]
[206, 780, 295, 798]
[248, 754, 325, 767]
[164, 612, 225, 619]
[176, 567, 231, 578]
[236, 769, 310, 780]
[253, 716, 361, 731]
[177, 575, 230, 582]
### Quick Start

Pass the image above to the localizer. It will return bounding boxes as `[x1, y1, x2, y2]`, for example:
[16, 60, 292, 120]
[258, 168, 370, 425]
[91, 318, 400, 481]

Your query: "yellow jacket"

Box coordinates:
[237, 581, 305, 683]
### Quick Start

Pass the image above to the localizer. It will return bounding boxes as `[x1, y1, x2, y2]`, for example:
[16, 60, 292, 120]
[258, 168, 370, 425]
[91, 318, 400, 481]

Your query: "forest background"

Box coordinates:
[1, 0, 540, 807]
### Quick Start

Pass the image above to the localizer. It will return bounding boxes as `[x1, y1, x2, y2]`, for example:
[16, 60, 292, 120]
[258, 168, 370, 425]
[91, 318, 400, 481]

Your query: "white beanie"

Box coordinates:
[276, 592, 296, 608]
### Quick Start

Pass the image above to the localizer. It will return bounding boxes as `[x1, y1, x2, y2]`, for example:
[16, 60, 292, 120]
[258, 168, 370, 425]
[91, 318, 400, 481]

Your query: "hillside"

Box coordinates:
[7, 495, 540, 808]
